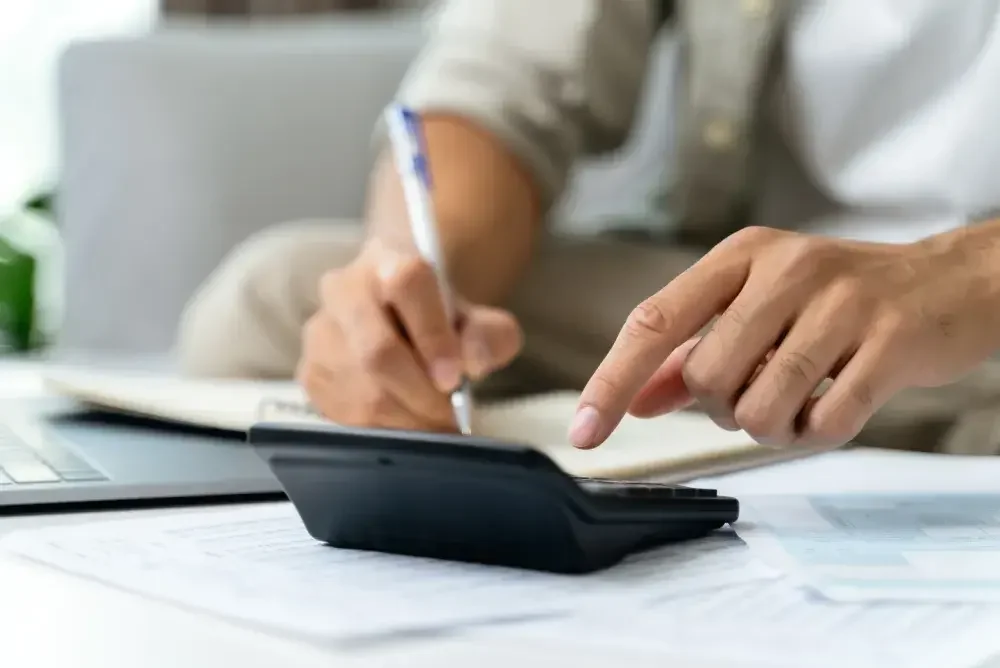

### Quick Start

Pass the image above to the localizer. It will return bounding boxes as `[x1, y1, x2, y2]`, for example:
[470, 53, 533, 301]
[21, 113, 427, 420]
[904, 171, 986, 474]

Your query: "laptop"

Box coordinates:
[0, 397, 283, 510]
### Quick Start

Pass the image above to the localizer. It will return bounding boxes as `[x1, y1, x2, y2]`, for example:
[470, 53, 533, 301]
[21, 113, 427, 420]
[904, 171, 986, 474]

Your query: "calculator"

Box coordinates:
[248, 423, 739, 574]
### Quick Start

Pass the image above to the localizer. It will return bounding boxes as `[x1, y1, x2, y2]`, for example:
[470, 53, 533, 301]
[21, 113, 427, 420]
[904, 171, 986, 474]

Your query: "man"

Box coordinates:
[177, 0, 1000, 453]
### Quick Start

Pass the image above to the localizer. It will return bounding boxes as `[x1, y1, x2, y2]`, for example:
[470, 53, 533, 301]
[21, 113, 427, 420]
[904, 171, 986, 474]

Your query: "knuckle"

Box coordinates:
[717, 305, 749, 333]
[816, 277, 869, 328]
[681, 357, 730, 403]
[806, 408, 857, 445]
[295, 359, 322, 397]
[807, 384, 874, 445]
[624, 300, 675, 340]
[295, 357, 336, 412]
[300, 313, 326, 349]
[774, 351, 817, 386]
[778, 236, 835, 277]
[299, 316, 337, 368]
[788, 235, 825, 259]
[318, 269, 346, 305]
[358, 390, 396, 422]
[358, 334, 398, 372]
[383, 256, 432, 297]
[733, 403, 782, 441]
[421, 331, 456, 356]
[873, 305, 911, 340]
[728, 225, 773, 247]
[824, 276, 866, 311]
[846, 379, 874, 412]
[416, 316, 459, 352]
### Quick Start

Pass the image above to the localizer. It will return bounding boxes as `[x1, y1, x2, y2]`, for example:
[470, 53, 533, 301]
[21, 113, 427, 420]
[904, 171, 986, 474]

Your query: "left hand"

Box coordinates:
[568, 225, 1000, 449]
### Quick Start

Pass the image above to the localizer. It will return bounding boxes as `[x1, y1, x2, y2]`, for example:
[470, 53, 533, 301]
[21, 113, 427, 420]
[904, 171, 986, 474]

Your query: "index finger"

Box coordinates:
[569, 248, 751, 449]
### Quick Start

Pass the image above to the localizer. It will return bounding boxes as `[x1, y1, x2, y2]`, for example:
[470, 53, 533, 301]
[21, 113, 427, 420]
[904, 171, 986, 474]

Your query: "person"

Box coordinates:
[177, 0, 1000, 453]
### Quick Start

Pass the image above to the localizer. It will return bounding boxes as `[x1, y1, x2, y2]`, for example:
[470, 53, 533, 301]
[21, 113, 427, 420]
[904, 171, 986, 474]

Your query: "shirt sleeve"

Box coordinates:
[386, 0, 661, 210]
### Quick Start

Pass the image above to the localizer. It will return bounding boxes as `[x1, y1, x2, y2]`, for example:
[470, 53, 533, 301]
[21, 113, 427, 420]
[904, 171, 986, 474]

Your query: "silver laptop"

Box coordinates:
[0, 398, 283, 508]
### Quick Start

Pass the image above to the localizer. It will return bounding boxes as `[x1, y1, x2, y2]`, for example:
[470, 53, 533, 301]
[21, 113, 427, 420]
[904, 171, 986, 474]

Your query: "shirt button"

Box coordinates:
[702, 118, 737, 151]
[741, 0, 772, 18]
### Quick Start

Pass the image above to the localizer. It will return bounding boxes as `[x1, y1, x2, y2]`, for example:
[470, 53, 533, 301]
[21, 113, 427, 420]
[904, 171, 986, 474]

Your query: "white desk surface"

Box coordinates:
[0, 507, 747, 668]
[2, 359, 999, 668]
[0, 359, 744, 668]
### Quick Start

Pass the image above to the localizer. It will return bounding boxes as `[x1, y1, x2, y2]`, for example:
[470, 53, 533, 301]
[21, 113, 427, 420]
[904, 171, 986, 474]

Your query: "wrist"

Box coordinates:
[363, 115, 543, 306]
[917, 217, 1000, 345]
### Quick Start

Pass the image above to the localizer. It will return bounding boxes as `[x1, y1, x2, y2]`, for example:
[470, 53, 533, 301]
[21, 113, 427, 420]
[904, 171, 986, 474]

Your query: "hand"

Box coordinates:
[570, 225, 1000, 449]
[298, 239, 523, 431]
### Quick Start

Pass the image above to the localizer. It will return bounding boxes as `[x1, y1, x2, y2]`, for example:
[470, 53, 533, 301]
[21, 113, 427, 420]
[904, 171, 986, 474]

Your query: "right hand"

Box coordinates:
[297, 239, 523, 431]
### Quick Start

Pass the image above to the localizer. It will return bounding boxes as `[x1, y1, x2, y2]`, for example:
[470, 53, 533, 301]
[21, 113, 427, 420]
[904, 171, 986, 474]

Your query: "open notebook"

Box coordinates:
[42, 370, 820, 482]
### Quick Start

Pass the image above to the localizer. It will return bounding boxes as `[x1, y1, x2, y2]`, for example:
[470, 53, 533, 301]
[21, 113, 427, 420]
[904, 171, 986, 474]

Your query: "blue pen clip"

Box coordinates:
[398, 106, 432, 188]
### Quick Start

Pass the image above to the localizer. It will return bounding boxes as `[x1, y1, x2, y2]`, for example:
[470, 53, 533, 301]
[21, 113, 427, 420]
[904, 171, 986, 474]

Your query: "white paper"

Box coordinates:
[505, 577, 1000, 668]
[735, 493, 1000, 603]
[693, 448, 1000, 496]
[0, 502, 776, 642]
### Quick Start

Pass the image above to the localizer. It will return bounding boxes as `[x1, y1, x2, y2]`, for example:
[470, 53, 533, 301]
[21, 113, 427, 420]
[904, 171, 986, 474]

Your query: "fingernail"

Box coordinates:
[431, 359, 462, 392]
[568, 406, 602, 448]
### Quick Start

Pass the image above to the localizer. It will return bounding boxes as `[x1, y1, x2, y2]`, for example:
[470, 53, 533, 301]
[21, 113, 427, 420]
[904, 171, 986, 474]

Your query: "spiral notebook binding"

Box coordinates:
[255, 398, 327, 425]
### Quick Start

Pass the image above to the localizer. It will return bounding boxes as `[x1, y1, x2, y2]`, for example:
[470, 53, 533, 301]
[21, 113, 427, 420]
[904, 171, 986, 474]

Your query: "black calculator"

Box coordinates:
[248, 423, 739, 574]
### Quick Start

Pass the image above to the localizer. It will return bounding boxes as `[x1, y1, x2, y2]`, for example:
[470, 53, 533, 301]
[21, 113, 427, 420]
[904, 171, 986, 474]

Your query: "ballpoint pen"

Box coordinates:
[383, 102, 474, 435]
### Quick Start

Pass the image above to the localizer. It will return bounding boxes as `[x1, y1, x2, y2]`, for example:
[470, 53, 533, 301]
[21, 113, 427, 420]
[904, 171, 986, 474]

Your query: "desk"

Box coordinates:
[2, 360, 997, 668]
[0, 505, 747, 668]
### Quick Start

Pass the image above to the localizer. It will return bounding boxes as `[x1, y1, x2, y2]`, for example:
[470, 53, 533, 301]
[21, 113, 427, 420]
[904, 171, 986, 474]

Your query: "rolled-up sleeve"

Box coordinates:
[391, 0, 660, 209]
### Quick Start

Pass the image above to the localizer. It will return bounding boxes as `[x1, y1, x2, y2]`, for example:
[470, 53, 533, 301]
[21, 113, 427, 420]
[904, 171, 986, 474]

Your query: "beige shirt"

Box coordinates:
[394, 0, 1000, 245]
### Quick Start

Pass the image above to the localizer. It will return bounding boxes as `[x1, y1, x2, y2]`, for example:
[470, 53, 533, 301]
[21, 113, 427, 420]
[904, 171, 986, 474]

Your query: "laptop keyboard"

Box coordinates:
[0, 424, 107, 486]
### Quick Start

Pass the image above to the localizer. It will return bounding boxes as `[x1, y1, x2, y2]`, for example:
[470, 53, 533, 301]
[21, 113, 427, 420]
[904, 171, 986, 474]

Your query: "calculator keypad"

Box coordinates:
[574, 477, 717, 499]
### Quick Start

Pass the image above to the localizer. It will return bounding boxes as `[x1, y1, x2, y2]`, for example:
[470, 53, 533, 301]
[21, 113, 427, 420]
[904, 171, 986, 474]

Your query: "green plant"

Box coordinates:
[23, 189, 55, 218]
[0, 187, 59, 352]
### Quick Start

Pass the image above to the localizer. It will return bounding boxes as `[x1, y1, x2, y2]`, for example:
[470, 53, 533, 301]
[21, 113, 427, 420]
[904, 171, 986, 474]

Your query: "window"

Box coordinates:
[0, 0, 158, 216]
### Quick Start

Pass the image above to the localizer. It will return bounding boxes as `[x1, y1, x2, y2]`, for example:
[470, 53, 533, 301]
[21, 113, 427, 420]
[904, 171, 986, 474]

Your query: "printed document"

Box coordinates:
[0, 502, 775, 642]
[736, 494, 1000, 602]
[507, 576, 1000, 668]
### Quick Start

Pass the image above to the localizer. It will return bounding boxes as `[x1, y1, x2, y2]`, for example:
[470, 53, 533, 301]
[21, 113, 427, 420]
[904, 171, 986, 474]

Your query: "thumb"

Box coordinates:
[459, 306, 523, 380]
[627, 337, 701, 418]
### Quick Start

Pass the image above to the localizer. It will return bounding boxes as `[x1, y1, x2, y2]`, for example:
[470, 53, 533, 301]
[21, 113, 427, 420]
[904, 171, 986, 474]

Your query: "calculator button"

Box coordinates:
[579, 481, 677, 497]
[577, 479, 721, 501]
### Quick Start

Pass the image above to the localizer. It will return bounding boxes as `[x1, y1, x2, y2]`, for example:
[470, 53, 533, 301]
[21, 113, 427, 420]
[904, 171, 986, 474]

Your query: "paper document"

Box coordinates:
[0, 503, 775, 642]
[693, 447, 1000, 495]
[736, 494, 1000, 602]
[43, 369, 815, 480]
[509, 577, 1000, 668]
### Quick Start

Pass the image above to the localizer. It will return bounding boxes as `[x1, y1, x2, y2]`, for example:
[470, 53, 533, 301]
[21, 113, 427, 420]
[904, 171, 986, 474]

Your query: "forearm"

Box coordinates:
[364, 114, 543, 306]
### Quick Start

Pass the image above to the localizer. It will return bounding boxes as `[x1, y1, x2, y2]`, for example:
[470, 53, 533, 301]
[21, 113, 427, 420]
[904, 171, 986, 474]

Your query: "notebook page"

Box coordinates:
[475, 392, 764, 478]
[44, 371, 316, 432]
[43, 371, 777, 479]
[0, 503, 776, 643]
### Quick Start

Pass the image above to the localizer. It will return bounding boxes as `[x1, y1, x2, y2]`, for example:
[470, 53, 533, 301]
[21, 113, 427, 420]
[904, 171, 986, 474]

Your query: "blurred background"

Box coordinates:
[1, 0, 428, 216]
[0, 0, 432, 360]
[0, 0, 671, 363]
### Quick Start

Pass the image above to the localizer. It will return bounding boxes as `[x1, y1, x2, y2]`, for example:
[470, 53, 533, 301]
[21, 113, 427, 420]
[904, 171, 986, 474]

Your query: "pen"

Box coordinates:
[383, 102, 474, 435]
